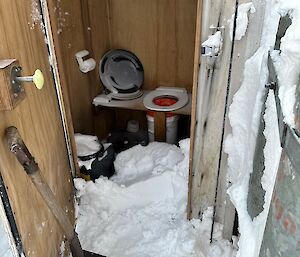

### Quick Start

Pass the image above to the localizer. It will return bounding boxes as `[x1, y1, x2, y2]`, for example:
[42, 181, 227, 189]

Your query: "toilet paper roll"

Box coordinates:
[79, 58, 96, 73]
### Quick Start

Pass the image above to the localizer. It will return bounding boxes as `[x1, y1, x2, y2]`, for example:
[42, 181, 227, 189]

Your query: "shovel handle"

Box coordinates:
[5, 126, 75, 241]
[6, 126, 39, 174]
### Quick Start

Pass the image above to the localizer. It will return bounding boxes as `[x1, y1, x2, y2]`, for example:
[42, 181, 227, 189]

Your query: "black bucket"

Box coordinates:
[79, 144, 115, 181]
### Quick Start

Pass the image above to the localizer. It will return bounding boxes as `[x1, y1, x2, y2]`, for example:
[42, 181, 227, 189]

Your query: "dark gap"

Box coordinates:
[232, 210, 239, 236]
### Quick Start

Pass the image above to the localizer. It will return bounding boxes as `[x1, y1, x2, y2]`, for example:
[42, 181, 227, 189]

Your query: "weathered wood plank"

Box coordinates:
[189, 0, 236, 219]
[49, 0, 95, 133]
[187, 0, 203, 219]
[106, 0, 197, 92]
[217, 0, 267, 239]
[0, 1, 74, 256]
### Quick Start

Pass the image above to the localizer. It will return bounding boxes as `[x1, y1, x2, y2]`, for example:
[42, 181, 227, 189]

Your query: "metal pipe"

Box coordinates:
[15, 76, 34, 82]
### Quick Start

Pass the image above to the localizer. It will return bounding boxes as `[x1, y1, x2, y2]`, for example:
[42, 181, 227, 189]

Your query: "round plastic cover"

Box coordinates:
[99, 49, 144, 93]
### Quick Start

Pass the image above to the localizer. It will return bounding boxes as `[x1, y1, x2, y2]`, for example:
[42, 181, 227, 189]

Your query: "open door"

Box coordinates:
[0, 1, 74, 256]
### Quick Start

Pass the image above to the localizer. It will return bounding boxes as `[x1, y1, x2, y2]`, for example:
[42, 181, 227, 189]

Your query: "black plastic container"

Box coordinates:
[79, 144, 115, 181]
[108, 130, 148, 153]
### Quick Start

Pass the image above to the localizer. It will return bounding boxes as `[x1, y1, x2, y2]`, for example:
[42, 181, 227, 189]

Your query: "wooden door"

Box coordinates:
[0, 1, 74, 257]
[188, 0, 268, 240]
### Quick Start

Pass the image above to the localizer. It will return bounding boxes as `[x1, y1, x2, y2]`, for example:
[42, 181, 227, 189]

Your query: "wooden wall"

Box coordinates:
[100, 0, 198, 92]
[188, 0, 267, 241]
[53, 0, 198, 135]
[188, 0, 236, 221]
[0, 1, 74, 256]
[48, 0, 104, 134]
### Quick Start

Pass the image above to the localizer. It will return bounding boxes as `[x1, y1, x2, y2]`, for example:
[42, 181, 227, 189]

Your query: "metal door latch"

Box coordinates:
[11, 66, 44, 94]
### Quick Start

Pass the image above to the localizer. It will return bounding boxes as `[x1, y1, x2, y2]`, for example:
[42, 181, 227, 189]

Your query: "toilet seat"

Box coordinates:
[143, 87, 188, 112]
[99, 49, 144, 100]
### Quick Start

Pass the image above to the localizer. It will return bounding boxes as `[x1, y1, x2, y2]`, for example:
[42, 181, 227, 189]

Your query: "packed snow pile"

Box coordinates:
[202, 31, 223, 56]
[225, 47, 273, 257]
[0, 216, 14, 257]
[273, 0, 300, 127]
[74, 133, 102, 170]
[226, 1, 300, 257]
[75, 140, 236, 257]
[229, 2, 256, 41]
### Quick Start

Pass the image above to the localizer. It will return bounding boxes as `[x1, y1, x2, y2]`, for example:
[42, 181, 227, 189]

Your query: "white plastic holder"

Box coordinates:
[75, 50, 96, 73]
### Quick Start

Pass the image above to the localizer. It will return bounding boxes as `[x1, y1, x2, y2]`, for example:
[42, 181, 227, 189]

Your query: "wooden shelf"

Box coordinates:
[93, 90, 192, 115]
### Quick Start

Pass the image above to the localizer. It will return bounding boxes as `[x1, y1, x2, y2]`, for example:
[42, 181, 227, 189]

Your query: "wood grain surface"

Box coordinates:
[49, 0, 198, 137]
[0, 1, 74, 256]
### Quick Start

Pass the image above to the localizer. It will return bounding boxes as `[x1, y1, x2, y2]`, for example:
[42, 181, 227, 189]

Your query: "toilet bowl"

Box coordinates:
[143, 87, 188, 112]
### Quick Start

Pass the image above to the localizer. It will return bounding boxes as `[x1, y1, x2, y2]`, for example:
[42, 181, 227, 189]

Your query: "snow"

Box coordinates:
[272, 0, 300, 127]
[75, 134, 101, 157]
[0, 199, 19, 257]
[53, 0, 67, 34]
[229, 2, 256, 41]
[202, 31, 223, 55]
[75, 133, 101, 170]
[225, 47, 271, 257]
[0, 218, 14, 257]
[226, 1, 300, 257]
[278, 82, 296, 126]
[75, 140, 236, 257]
[59, 240, 66, 256]
[74, 133, 113, 171]
[112, 143, 184, 186]
[69, 1, 300, 257]
[30, 0, 46, 38]
[258, 91, 281, 246]
[74, 134, 102, 170]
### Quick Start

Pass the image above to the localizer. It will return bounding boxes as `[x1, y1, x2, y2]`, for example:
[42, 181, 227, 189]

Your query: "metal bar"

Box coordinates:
[15, 76, 33, 82]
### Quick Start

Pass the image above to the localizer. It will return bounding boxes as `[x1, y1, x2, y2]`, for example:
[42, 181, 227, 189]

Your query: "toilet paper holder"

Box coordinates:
[75, 50, 96, 73]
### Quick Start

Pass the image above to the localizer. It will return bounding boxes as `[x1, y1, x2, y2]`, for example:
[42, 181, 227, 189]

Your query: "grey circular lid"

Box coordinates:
[99, 49, 144, 93]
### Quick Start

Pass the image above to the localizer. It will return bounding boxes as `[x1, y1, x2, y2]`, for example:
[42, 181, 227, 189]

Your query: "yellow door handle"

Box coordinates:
[32, 69, 44, 89]
[15, 68, 44, 89]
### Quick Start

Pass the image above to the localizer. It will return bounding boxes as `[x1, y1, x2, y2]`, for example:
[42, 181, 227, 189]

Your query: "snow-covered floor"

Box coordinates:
[75, 140, 236, 257]
[0, 215, 14, 257]
[73, 1, 300, 257]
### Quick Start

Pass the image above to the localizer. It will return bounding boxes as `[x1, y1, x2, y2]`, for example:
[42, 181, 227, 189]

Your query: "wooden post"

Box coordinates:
[154, 112, 166, 142]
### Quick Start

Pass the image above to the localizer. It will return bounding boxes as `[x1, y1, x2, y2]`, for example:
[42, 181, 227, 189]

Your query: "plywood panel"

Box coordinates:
[189, 0, 235, 220]
[86, 0, 111, 91]
[49, 0, 95, 133]
[83, 0, 118, 139]
[108, 0, 158, 90]
[0, 1, 74, 256]
[97, 0, 198, 92]
[187, 0, 203, 219]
